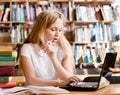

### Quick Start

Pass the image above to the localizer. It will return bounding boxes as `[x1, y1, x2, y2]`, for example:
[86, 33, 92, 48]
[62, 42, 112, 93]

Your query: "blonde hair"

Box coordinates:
[24, 10, 73, 56]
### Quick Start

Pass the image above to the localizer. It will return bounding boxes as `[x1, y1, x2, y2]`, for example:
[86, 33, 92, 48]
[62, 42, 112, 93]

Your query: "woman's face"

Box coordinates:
[44, 18, 64, 44]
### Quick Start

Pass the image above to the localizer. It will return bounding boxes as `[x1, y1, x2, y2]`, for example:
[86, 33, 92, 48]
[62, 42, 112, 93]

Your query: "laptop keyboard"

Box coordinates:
[69, 82, 98, 88]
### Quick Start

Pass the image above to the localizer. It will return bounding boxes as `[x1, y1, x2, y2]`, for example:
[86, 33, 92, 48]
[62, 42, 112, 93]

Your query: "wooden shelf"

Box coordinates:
[74, 20, 116, 25]
[73, 41, 115, 45]
[74, 0, 112, 4]
[0, 42, 18, 45]
[12, 0, 25, 2]
[12, 21, 26, 24]
[51, 0, 71, 2]
[0, 21, 11, 24]
[73, 42, 88, 45]
[0, 26, 11, 28]
[74, 20, 98, 25]
[0, 0, 10, 3]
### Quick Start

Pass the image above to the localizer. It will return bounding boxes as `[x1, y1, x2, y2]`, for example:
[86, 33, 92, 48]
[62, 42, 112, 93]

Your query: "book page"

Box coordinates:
[2, 86, 33, 94]
[3, 86, 70, 95]
[98, 77, 110, 89]
[27, 86, 70, 94]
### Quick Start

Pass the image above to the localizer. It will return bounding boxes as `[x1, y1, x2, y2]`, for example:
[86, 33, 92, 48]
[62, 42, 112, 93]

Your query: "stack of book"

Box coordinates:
[0, 44, 18, 76]
[0, 76, 16, 88]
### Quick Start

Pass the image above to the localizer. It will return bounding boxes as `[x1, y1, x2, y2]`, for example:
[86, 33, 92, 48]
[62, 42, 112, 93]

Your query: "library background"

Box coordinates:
[0, 0, 120, 76]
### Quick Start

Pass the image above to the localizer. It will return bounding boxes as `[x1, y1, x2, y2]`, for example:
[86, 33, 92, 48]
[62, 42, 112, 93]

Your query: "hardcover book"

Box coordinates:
[0, 56, 15, 62]
[0, 66, 15, 76]
[0, 76, 12, 83]
[0, 82, 16, 88]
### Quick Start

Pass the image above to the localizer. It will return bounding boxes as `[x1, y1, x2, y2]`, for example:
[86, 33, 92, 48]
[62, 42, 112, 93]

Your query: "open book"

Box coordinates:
[2, 85, 70, 95]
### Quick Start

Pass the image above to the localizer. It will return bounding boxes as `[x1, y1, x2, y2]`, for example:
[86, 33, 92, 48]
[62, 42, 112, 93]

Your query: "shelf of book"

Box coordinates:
[0, 42, 18, 76]
[72, 0, 120, 67]
[0, 0, 73, 77]
[0, 0, 120, 71]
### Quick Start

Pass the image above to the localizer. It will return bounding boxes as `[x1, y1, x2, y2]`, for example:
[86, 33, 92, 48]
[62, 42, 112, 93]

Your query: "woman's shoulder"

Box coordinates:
[20, 43, 35, 56]
[22, 43, 33, 49]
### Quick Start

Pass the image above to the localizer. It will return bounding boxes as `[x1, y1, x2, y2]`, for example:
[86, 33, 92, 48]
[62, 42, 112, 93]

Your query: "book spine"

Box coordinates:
[0, 76, 11, 82]
[0, 66, 15, 76]
[3, 7, 10, 22]
[0, 56, 16, 62]
[0, 82, 16, 88]
[0, 51, 12, 56]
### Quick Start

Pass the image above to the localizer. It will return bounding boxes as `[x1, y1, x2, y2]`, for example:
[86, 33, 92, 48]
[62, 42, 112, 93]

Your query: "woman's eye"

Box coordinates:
[51, 28, 56, 31]
[59, 30, 63, 32]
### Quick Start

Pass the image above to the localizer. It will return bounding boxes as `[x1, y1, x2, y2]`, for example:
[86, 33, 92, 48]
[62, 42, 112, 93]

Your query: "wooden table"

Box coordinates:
[70, 84, 120, 95]
[11, 75, 120, 95]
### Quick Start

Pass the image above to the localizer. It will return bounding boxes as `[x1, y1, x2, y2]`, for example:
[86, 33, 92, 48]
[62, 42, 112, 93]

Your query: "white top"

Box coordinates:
[20, 43, 64, 80]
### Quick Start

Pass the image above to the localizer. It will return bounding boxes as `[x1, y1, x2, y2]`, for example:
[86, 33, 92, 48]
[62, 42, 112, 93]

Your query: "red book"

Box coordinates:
[0, 82, 17, 88]
[0, 66, 15, 76]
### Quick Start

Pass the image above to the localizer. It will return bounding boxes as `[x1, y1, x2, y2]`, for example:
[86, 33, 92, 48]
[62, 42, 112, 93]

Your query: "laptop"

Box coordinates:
[60, 52, 117, 91]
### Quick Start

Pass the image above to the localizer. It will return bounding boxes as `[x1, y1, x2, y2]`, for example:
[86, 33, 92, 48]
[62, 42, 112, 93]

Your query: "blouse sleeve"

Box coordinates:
[20, 44, 31, 59]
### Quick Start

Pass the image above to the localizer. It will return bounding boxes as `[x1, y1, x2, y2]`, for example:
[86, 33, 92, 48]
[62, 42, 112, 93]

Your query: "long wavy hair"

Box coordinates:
[24, 10, 73, 56]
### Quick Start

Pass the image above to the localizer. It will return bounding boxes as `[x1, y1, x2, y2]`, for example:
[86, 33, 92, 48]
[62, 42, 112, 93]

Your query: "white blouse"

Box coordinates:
[20, 43, 64, 80]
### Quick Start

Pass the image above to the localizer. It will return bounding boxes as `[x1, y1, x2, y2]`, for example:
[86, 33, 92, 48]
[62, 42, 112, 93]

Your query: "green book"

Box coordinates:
[0, 56, 15, 62]
[0, 51, 12, 56]
[0, 76, 12, 82]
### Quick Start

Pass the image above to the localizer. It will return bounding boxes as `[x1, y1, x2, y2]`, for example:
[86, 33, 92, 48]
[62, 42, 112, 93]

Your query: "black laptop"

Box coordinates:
[60, 52, 117, 91]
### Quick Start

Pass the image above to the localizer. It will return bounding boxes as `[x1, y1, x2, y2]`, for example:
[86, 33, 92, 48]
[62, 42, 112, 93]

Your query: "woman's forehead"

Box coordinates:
[50, 18, 64, 28]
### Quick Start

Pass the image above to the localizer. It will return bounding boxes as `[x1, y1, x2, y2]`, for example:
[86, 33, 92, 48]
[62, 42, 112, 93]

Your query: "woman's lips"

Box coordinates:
[52, 38, 58, 43]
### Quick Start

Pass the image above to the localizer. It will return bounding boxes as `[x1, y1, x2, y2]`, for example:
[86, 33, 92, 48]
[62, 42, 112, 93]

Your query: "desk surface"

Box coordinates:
[71, 84, 120, 95]
[11, 75, 120, 95]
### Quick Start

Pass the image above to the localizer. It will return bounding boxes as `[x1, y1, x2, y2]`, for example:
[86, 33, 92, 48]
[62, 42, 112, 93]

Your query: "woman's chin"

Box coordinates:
[52, 40, 58, 44]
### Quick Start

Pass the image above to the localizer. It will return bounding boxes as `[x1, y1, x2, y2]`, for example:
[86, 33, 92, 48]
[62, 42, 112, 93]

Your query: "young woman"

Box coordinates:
[20, 10, 81, 87]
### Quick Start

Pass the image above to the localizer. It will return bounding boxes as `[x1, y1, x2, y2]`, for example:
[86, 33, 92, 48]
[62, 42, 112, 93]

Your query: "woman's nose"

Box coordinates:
[55, 30, 60, 37]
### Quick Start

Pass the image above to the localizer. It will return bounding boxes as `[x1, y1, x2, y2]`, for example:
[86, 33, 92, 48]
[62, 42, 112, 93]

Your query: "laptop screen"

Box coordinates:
[97, 52, 117, 88]
[103, 52, 117, 71]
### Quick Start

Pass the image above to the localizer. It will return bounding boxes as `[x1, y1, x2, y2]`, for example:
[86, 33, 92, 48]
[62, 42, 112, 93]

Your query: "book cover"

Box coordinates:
[0, 5, 4, 21]
[16, 3, 21, 21]
[0, 62, 16, 66]
[25, 0, 30, 21]
[3, 7, 10, 22]
[68, 1, 72, 21]
[0, 51, 12, 56]
[0, 76, 12, 83]
[0, 32, 11, 42]
[0, 82, 16, 88]
[0, 56, 15, 62]
[0, 66, 15, 76]
[29, 4, 36, 21]
[0, 46, 13, 52]
[75, 5, 81, 21]
[95, 4, 104, 21]
[12, 3, 17, 21]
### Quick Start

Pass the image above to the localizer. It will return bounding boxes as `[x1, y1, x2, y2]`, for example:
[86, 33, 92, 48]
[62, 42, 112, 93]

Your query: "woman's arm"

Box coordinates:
[20, 56, 62, 86]
[62, 55, 75, 75]
[45, 41, 80, 81]
[50, 56, 74, 79]
[20, 55, 79, 86]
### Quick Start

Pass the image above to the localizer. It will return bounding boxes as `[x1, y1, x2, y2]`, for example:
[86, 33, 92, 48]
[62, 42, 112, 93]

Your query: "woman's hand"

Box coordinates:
[44, 41, 56, 58]
[109, 67, 120, 73]
[58, 76, 82, 86]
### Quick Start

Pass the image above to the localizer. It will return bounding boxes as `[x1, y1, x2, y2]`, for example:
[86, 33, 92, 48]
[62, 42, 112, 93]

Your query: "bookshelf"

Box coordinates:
[0, 0, 73, 41]
[0, 0, 120, 73]
[0, 0, 73, 76]
[72, 0, 120, 70]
